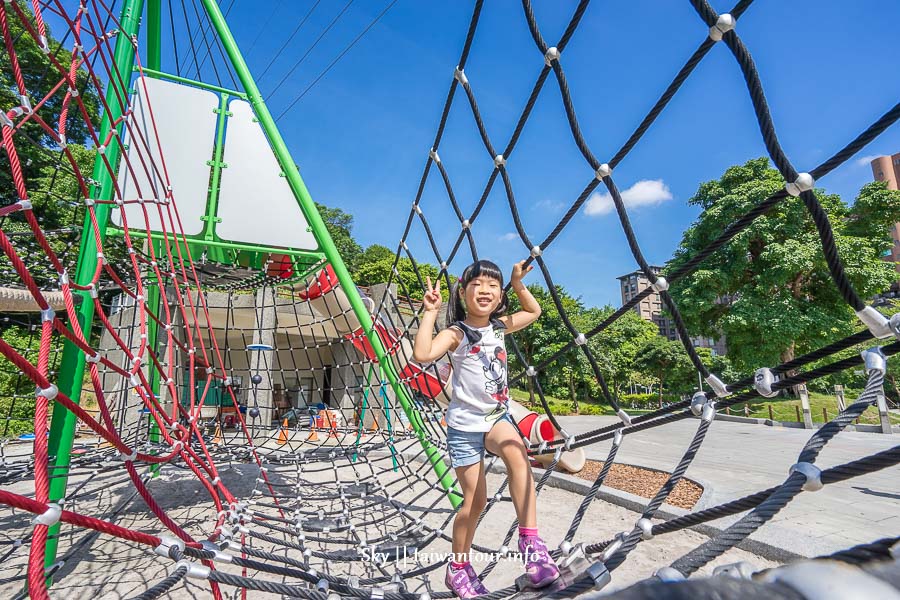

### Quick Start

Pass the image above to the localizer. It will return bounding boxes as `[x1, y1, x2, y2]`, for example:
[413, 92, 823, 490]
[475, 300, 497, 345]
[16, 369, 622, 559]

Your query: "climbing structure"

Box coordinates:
[0, 1, 899, 599]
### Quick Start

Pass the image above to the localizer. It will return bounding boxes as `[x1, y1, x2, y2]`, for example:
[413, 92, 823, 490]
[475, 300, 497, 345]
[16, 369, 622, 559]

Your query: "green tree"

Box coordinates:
[667, 158, 900, 372]
[0, 9, 100, 198]
[508, 284, 589, 404]
[583, 307, 659, 398]
[353, 244, 455, 302]
[316, 202, 363, 274]
[633, 337, 693, 406]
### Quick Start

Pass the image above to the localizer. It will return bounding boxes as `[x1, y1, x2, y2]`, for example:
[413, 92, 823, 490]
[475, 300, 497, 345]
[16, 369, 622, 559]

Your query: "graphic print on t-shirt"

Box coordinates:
[464, 333, 509, 422]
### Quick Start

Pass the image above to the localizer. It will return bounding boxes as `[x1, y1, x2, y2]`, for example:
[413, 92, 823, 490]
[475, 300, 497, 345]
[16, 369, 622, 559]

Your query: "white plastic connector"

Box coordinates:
[636, 517, 654, 540]
[401, 240, 408, 251]
[561, 428, 574, 451]
[785, 172, 815, 197]
[0, 111, 14, 129]
[211, 477, 221, 486]
[655, 567, 686, 582]
[574, 333, 587, 346]
[461, 219, 470, 229]
[530, 245, 542, 258]
[58, 271, 69, 286]
[118, 449, 138, 462]
[701, 401, 716, 422]
[526, 365, 537, 377]
[613, 429, 623, 446]
[199, 540, 232, 563]
[453, 66, 468, 86]
[595, 163, 612, 179]
[40, 307, 55, 322]
[857, 306, 894, 339]
[760, 560, 900, 599]
[708, 13, 735, 41]
[37, 385, 58, 401]
[33, 503, 62, 527]
[85, 352, 101, 363]
[413, 204, 422, 215]
[690, 392, 708, 417]
[494, 154, 506, 168]
[753, 368, 779, 398]
[544, 46, 560, 66]
[429, 148, 441, 163]
[616, 409, 632, 427]
[154, 535, 185, 558]
[705, 374, 729, 398]
[174, 560, 210, 580]
[17, 199, 32, 211]
[712, 561, 755, 580]
[601, 532, 626, 562]
[860, 347, 887, 374]
[559, 540, 574, 556]
[789, 462, 823, 492]
[650, 277, 669, 293]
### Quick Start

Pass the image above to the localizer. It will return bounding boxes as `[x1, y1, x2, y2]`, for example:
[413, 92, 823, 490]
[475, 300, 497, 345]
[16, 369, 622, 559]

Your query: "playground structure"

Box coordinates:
[0, 1, 898, 599]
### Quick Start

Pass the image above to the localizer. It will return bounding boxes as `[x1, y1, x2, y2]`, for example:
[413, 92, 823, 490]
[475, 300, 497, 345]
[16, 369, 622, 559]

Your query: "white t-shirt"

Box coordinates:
[445, 320, 510, 432]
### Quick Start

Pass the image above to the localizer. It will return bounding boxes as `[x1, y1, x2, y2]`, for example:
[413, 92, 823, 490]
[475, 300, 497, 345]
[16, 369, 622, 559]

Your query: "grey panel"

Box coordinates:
[113, 77, 217, 237]
[216, 99, 317, 251]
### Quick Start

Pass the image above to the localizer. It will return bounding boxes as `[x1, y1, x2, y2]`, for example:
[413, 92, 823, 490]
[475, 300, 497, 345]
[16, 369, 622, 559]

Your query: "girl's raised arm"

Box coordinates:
[413, 276, 462, 363]
[500, 261, 542, 333]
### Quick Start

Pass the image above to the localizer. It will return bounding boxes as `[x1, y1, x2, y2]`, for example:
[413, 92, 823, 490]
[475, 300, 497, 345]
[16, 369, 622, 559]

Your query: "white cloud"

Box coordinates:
[534, 198, 566, 213]
[499, 232, 518, 241]
[584, 179, 673, 217]
[854, 154, 883, 167]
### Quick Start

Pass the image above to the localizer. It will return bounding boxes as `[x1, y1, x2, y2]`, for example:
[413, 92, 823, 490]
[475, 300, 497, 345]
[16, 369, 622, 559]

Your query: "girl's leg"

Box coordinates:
[462, 460, 488, 554]
[452, 461, 488, 562]
[484, 420, 536, 528]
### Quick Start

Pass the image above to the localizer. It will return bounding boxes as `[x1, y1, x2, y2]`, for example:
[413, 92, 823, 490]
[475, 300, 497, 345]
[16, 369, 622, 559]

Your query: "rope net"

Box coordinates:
[0, 1, 898, 599]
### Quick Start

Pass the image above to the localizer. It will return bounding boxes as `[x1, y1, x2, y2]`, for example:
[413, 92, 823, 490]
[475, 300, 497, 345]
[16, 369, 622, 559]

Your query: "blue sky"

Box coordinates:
[52, 1, 900, 308]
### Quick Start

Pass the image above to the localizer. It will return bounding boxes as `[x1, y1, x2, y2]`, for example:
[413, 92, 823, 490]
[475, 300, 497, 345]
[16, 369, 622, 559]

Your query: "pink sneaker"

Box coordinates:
[518, 535, 561, 588]
[445, 563, 483, 598]
[464, 563, 489, 595]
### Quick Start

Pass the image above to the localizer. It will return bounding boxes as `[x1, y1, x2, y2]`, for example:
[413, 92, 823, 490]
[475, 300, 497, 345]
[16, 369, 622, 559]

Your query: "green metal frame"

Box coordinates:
[45, 0, 146, 579]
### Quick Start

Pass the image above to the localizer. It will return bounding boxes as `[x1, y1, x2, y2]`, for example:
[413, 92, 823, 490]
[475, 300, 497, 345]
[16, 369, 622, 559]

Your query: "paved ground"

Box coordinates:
[556, 414, 899, 559]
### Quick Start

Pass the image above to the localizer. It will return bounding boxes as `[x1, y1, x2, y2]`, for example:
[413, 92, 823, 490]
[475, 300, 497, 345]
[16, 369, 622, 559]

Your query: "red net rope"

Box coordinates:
[0, 2, 280, 596]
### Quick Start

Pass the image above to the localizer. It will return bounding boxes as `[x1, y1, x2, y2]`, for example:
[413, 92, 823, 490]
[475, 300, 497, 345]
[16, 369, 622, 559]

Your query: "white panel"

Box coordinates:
[216, 100, 317, 250]
[113, 77, 218, 236]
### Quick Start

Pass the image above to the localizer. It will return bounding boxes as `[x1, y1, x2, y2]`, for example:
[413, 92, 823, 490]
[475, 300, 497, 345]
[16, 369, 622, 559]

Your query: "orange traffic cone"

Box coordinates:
[369, 416, 379, 432]
[213, 423, 223, 445]
[440, 415, 447, 427]
[277, 418, 288, 445]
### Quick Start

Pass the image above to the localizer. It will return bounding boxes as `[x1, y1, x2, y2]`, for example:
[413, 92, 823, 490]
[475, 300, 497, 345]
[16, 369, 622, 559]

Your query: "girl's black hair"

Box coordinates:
[447, 260, 509, 323]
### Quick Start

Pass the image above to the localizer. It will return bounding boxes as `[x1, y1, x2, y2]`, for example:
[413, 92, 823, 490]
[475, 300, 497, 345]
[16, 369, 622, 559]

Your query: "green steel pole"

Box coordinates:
[145, 0, 163, 466]
[44, 0, 146, 577]
[197, 0, 460, 507]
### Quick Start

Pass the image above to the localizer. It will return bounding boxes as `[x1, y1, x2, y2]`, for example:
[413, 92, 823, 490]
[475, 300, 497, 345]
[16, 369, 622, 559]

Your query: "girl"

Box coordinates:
[413, 259, 560, 598]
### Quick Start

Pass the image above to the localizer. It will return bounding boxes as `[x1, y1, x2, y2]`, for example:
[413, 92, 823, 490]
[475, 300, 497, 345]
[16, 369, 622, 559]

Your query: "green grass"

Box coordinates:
[509, 388, 653, 417]
[729, 391, 900, 426]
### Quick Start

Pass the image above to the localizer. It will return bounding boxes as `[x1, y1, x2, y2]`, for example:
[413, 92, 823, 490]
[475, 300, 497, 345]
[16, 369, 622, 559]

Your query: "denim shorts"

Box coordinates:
[446, 412, 516, 468]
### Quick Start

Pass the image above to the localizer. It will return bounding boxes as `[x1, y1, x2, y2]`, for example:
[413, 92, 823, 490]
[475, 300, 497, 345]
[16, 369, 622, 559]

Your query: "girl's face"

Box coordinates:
[462, 275, 502, 318]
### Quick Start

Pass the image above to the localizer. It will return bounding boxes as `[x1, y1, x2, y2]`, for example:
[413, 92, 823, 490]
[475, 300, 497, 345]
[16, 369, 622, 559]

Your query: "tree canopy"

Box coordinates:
[667, 158, 900, 372]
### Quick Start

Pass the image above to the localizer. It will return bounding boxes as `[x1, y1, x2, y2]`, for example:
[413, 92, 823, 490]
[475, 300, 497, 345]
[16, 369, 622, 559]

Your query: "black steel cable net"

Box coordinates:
[368, 0, 900, 596]
[1, 0, 900, 599]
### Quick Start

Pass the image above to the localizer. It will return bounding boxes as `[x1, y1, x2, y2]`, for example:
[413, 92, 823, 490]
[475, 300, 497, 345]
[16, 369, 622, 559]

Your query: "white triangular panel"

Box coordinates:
[216, 99, 317, 251]
[113, 76, 217, 236]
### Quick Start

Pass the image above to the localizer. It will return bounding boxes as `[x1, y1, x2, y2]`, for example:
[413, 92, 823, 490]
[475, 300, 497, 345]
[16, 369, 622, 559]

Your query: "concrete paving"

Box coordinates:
[555, 414, 899, 559]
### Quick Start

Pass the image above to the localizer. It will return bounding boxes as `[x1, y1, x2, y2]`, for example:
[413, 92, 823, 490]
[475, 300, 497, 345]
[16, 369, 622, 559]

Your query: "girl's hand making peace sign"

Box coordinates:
[423, 276, 442, 312]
